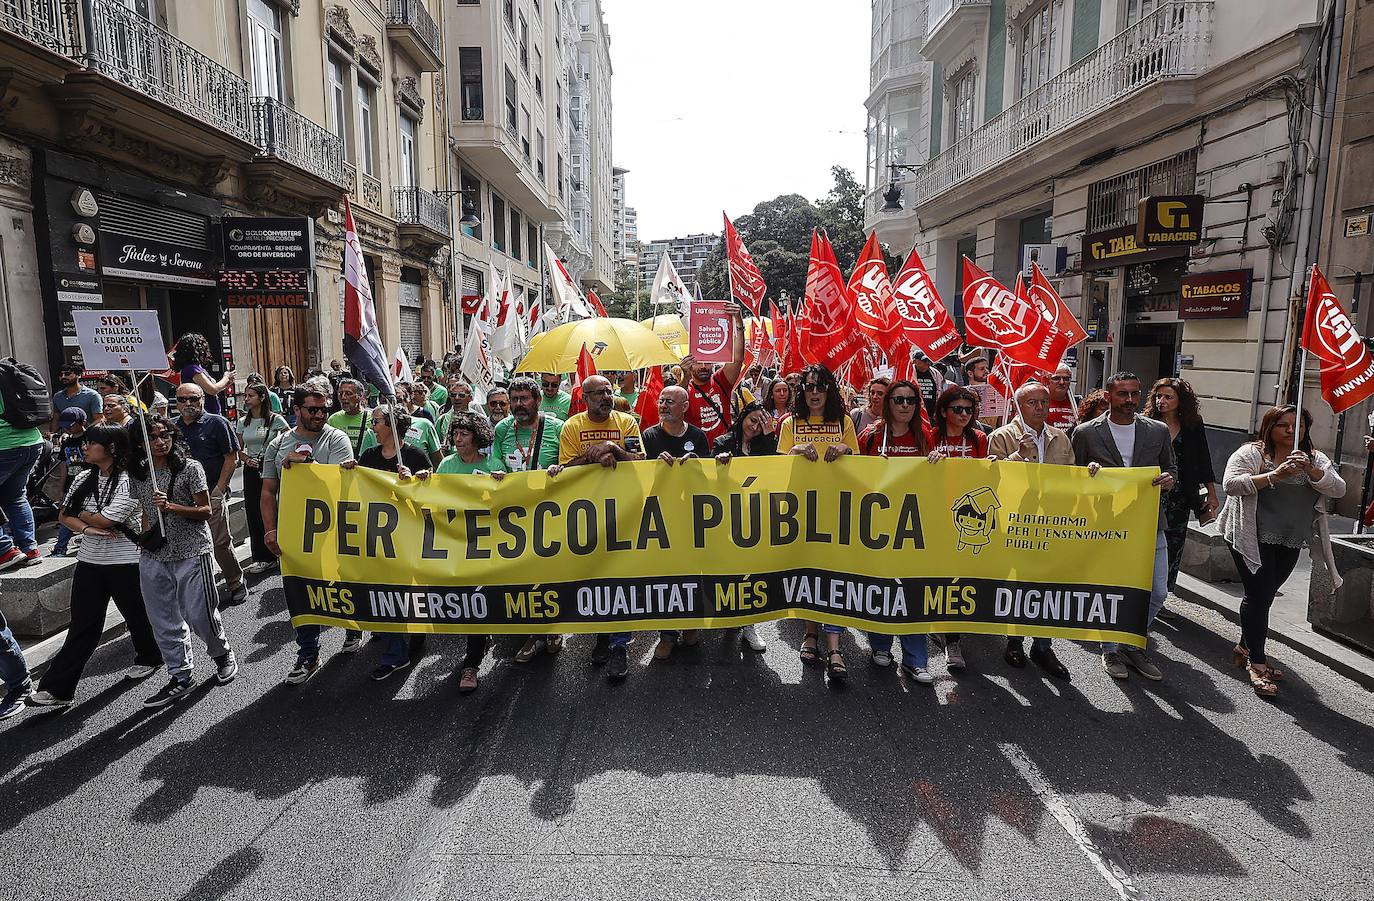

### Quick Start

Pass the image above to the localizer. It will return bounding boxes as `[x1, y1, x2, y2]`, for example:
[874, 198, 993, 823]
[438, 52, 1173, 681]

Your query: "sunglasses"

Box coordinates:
[176, 396, 202, 403]
[300, 405, 328, 415]
[148, 431, 173, 441]
[802, 383, 829, 392]
[949, 406, 975, 415]
[889, 396, 918, 406]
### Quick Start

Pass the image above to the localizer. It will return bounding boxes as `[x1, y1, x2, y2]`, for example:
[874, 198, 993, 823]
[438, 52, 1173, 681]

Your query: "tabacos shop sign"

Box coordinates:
[98, 232, 216, 287]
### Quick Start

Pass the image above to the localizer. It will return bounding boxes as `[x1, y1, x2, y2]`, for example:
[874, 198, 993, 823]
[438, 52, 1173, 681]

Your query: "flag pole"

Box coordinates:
[129, 368, 165, 532]
[1294, 265, 1313, 447]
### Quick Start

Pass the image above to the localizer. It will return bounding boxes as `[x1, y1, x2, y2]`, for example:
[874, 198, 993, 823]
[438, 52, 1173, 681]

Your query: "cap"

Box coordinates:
[912, 350, 929, 361]
[58, 407, 88, 427]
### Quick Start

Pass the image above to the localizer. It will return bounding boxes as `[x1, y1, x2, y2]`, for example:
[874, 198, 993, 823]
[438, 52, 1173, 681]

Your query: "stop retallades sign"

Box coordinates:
[72, 309, 169, 371]
[689, 300, 736, 363]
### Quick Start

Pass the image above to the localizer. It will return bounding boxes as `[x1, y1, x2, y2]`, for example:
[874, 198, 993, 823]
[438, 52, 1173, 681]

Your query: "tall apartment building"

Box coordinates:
[638, 233, 718, 296]
[865, 0, 1368, 505]
[611, 165, 637, 274]
[572, 0, 615, 294]
[0, 0, 453, 381]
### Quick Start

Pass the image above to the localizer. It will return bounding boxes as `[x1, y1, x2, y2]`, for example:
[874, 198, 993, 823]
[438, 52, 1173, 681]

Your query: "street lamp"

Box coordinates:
[881, 162, 923, 213]
[435, 185, 482, 228]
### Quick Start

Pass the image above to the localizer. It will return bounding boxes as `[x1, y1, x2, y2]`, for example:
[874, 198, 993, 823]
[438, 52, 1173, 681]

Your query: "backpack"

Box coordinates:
[0, 358, 52, 429]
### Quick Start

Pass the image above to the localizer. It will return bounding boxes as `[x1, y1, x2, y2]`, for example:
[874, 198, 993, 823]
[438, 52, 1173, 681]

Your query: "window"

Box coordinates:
[521, 107, 531, 160]
[327, 54, 349, 156]
[527, 225, 538, 268]
[556, 153, 564, 199]
[511, 209, 522, 260]
[504, 67, 517, 132]
[460, 170, 482, 239]
[247, 0, 284, 100]
[357, 78, 377, 175]
[459, 48, 483, 121]
[398, 113, 417, 187]
[519, 13, 529, 71]
[1019, 0, 1065, 98]
[534, 47, 543, 98]
[951, 69, 976, 145]
[491, 193, 507, 252]
[504, 0, 514, 30]
[536, 129, 545, 182]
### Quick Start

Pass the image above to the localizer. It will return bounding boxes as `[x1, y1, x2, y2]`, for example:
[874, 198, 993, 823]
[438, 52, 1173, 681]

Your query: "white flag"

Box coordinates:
[391, 344, 414, 386]
[651, 251, 691, 318]
[543, 241, 593, 321]
[492, 266, 528, 368]
[460, 288, 496, 404]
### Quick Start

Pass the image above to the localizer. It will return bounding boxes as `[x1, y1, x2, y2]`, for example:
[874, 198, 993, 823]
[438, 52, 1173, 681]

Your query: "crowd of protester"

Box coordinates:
[0, 322, 1361, 721]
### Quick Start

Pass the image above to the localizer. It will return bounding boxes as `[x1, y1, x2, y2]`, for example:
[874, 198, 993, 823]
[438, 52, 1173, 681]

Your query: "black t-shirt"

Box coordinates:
[913, 370, 939, 418]
[643, 423, 710, 459]
[358, 443, 432, 474]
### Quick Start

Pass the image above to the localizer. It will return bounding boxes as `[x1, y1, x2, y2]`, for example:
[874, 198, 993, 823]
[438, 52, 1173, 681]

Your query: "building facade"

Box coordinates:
[0, 0, 453, 384]
[572, 0, 614, 293]
[865, 0, 1369, 507]
[638, 233, 718, 296]
[610, 164, 637, 275]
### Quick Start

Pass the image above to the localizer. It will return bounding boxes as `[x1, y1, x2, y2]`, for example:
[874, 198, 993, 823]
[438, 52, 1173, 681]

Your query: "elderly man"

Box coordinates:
[172, 383, 245, 607]
[989, 381, 1075, 680]
[1072, 371, 1177, 682]
[557, 374, 644, 681]
[1046, 364, 1078, 429]
[326, 378, 370, 457]
[484, 388, 509, 426]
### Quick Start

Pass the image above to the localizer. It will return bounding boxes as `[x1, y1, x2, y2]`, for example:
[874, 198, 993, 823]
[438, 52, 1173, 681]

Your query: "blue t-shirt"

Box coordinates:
[180, 364, 223, 416]
[173, 411, 238, 490]
[51, 385, 103, 422]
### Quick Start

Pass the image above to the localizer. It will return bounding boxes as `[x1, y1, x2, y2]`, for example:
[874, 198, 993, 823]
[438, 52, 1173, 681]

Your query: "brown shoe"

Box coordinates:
[653, 639, 676, 660]
[681, 630, 701, 646]
[545, 635, 564, 654]
[458, 667, 479, 693]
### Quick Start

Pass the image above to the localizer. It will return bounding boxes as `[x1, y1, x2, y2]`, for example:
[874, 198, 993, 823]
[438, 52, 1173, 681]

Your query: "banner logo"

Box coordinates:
[951, 486, 999, 555]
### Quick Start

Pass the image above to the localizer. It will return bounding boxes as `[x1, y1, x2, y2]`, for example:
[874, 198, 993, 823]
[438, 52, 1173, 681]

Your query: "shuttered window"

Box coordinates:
[96, 193, 210, 248]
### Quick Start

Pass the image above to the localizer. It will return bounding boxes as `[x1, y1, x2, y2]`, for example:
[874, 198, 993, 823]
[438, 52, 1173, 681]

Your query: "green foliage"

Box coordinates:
[600, 261, 646, 320]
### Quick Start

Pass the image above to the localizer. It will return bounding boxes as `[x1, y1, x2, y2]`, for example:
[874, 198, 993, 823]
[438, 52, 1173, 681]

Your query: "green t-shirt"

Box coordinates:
[327, 409, 369, 453]
[428, 382, 449, 405]
[359, 416, 441, 457]
[435, 449, 507, 475]
[539, 391, 572, 420]
[492, 414, 564, 471]
[618, 388, 639, 411]
[268, 392, 283, 413]
[0, 393, 42, 451]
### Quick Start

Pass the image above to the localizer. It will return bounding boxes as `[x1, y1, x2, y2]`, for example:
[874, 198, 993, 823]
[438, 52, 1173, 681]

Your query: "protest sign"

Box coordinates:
[689, 300, 736, 363]
[71, 309, 168, 371]
[279, 457, 1159, 646]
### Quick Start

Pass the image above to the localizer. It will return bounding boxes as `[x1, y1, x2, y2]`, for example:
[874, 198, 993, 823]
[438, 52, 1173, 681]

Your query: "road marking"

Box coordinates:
[999, 744, 1143, 901]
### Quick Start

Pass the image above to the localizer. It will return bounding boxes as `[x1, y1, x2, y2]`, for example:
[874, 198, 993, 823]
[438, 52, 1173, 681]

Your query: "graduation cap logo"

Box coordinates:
[951, 487, 1000, 555]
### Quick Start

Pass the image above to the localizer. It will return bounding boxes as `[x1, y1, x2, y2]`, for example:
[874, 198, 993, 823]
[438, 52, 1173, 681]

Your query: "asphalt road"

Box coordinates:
[2, 576, 1372, 901]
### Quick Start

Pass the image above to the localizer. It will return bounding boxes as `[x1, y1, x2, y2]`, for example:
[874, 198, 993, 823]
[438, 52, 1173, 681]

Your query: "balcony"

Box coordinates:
[924, 0, 990, 65]
[893, 1, 1213, 217]
[246, 96, 348, 212]
[344, 163, 385, 214]
[449, 123, 559, 220]
[386, 0, 442, 72]
[393, 185, 450, 255]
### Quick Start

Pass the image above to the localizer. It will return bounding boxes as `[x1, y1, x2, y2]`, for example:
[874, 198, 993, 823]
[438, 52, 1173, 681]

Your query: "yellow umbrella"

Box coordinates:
[516, 317, 682, 373]
[641, 313, 689, 358]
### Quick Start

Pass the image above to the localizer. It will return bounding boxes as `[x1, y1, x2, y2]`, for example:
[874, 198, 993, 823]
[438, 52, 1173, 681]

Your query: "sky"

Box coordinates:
[598, 0, 870, 242]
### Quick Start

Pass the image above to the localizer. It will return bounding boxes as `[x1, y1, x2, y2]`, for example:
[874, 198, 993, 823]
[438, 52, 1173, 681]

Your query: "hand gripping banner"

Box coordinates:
[279, 458, 1160, 647]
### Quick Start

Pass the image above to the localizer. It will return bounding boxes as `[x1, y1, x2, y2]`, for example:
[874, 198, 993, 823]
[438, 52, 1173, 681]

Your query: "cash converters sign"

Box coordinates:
[279, 458, 1160, 647]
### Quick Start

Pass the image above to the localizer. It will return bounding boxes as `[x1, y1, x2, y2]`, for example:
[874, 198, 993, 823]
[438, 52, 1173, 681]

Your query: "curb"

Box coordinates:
[1174, 573, 1374, 692]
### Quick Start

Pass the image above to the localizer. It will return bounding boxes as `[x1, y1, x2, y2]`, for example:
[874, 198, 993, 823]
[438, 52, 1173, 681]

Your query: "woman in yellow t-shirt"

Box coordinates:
[777, 364, 857, 683]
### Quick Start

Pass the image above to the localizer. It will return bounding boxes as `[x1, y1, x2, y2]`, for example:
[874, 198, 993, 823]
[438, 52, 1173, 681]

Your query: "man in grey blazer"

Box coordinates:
[1071, 371, 1178, 682]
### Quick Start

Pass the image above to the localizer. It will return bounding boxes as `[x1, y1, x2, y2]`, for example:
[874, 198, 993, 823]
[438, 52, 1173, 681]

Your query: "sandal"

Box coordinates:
[1246, 664, 1277, 698]
[800, 634, 820, 665]
[1253, 661, 1284, 682]
[546, 635, 564, 654]
[458, 667, 480, 694]
[1231, 645, 1249, 668]
[515, 638, 545, 664]
[825, 649, 848, 682]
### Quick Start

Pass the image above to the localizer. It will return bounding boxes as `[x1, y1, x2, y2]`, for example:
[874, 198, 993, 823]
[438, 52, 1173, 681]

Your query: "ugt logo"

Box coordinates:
[951, 487, 1000, 555]
[1313, 293, 1362, 362]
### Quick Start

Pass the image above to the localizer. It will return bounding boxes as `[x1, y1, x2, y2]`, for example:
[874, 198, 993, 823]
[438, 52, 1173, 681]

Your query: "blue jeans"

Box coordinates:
[53, 522, 73, 554]
[1103, 530, 1169, 654]
[609, 632, 631, 649]
[294, 625, 363, 661]
[0, 609, 29, 692]
[866, 632, 928, 669]
[0, 443, 41, 555]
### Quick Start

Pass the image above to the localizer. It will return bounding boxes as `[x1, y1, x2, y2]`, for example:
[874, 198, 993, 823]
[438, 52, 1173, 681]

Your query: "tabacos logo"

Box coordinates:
[951, 487, 1000, 555]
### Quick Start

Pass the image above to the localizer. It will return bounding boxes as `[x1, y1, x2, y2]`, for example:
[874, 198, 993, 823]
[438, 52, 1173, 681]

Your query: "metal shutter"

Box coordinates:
[399, 279, 423, 361]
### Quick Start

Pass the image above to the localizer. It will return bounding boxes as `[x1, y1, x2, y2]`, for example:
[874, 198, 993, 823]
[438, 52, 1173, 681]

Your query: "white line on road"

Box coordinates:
[999, 743, 1143, 901]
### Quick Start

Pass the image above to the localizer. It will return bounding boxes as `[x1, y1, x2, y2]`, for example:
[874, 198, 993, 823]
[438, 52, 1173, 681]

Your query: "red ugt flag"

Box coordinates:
[568, 343, 598, 416]
[962, 256, 1062, 370]
[635, 363, 664, 428]
[847, 232, 902, 358]
[723, 213, 767, 317]
[800, 230, 864, 373]
[1302, 265, 1374, 414]
[890, 246, 961, 361]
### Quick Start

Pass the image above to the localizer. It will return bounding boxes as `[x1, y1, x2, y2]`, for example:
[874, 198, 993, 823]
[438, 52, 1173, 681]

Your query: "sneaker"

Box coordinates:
[870, 649, 893, 668]
[1122, 646, 1163, 681]
[0, 682, 32, 720]
[369, 660, 412, 682]
[458, 666, 480, 694]
[1029, 646, 1071, 681]
[653, 638, 676, 660]
[900, 664, 935, 684]
[244, 560, 277, 575]
[741, 624, 766, 652]
[143, 677, 194, 708]
[590, 634, 611, 665]
[26, 689, 72, 709]
[49, 546, 70, 558]
[221, 582, 249, 608]
[122, 664, 159, 681]
[0, 548, 25, 572]
[1102, 651, 1130, 679]
[285, 657, 320, 684]
[606, 645, 628, 681]
[1003, 641, 1027, 669]
[514, 637, 547, 663]
[213, 651, 238, 685]
[945, 641, 965, 671]
[340, 632, 365, 654]
[20, 548, 41, 566]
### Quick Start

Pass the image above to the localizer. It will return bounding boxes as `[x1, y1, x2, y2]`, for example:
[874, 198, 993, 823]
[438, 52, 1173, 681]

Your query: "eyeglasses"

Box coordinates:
[300, 405, 328, 415]
[889, 396, 918, 406]
[1021, 398, 1050, 408]
[949, 406, 975, 415]
[176, 396, 201, 403]
[541, 382, 560, 390]
[585, 388, 613, 397]
[802, 383, 829, 393]
[1050, 376, 1071, 383]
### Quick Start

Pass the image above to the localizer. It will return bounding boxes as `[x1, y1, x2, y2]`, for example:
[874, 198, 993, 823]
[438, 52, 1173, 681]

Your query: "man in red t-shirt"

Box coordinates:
[1046, 363, 1078, 429]
[681, 306, 745, 445]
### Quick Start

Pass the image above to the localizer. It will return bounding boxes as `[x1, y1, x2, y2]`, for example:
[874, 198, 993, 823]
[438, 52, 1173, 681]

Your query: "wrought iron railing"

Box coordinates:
[78, 0, 253, 142]
[897, 0, 1212, 209]
[0, 0, 77, 57]
[926, 0, 989, 38]
[386, 0, 441, 63]
[393, 185, 450, 239]
[252, 96, 348, 188]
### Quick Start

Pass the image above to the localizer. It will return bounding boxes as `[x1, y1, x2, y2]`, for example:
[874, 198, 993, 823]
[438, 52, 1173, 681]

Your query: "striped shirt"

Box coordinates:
[63, 470, 142, 566]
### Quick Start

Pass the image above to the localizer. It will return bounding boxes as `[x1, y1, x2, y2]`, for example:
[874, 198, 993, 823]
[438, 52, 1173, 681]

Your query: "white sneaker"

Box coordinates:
[901, 664, 935, 684]
[741, 624, 766, 652]
[122, 664, 158, 681]
[26, 690, 72, 708]
[870, 649, 893, 667]
[244, 561, 277, 575]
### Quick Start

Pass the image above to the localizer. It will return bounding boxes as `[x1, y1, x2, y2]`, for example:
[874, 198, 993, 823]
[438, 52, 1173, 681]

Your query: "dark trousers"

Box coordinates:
[1229, 544, 1302, 665]
[1164, 503, 1191, 592]
[40, 561, 162, 700]
[243, 466, 273, 564]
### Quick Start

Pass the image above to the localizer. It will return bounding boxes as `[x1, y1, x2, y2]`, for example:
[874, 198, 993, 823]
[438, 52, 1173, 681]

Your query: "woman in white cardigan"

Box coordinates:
[1216, 405, 1345, 697]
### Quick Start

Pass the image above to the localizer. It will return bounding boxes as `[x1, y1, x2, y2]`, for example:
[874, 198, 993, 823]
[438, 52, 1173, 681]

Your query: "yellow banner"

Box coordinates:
[280, 457, 1158, 646]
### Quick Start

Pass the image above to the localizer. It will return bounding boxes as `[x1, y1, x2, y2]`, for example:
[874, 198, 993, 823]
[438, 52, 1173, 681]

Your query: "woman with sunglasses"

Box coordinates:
[857, 381, 934, 683]
[926, 385, 989, 672]
[777, 364, 858, 682]
[238, 384, 289, 575]
[1144, 378, 1218, 595]
[26, 425, 163, 709]
[126, 415, 237, 708]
